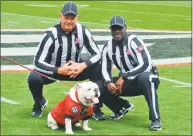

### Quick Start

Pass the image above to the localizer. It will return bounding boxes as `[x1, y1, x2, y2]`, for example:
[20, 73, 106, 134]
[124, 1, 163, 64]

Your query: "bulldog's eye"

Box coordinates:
[88, 88, 91, 90]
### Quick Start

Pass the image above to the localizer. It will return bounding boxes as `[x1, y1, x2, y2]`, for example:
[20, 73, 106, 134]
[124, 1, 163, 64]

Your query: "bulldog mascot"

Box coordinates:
[47, 81, 100, 134]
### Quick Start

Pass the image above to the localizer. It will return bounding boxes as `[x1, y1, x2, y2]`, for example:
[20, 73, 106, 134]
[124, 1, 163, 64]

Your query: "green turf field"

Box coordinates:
[1, 66, 191, 135]
[1, 1, 192, 135]
[1, 1, 191, 30]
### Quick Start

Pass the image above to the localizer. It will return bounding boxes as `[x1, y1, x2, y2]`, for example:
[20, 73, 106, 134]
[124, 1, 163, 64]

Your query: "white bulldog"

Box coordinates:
[47, 81, 100, 134]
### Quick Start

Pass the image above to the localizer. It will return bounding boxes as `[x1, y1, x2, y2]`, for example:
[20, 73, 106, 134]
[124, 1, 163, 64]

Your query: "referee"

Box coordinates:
[95, 16, 162, 131]
[27, 2, 102, 117]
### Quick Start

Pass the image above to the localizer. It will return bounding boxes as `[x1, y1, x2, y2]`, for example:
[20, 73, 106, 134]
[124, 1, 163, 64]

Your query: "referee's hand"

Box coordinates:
[68, 61, 87, 78]
[57, 61, 74, 75]
[115, 76, 124, 95]
[107, 83, 119, 96]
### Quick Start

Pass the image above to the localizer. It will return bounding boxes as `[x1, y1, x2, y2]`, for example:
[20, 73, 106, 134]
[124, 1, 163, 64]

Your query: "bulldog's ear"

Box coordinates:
[76, 83, 82, 89]
[87, 81, 92, 85]
[94, 88, 100, 98]
[97, 89, 101, 97]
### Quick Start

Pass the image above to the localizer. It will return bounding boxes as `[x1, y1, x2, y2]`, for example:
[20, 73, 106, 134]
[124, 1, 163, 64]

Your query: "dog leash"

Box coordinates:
[1, 56, 74, 87]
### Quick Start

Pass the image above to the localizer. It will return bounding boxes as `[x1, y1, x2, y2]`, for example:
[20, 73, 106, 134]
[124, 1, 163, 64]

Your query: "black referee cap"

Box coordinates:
[110, 16, 126, 28]
[61, 1, 78, 16]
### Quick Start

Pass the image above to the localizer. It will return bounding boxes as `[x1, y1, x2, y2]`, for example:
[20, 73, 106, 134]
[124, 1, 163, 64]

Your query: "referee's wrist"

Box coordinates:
[57, 67, 62, 74]
[121, 74, 127, 81]
[105, 81, 112, 86]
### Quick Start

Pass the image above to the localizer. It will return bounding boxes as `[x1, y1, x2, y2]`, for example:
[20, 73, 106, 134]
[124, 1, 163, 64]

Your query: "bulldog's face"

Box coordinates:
[76, 81, 100, 106]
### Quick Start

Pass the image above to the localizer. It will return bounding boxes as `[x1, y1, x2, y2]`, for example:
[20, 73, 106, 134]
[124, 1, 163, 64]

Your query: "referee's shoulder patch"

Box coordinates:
[137, 45, 144, 53]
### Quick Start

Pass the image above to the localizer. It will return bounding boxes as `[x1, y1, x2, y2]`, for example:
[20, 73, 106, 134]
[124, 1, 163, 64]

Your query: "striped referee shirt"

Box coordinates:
[102, 33, 153, 84]
[33, 23, 101, 75]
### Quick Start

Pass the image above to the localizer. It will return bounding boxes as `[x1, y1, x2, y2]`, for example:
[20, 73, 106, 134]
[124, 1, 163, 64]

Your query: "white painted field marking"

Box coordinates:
[2, 12, 108, 26]
[184, 18, 191, 20]
[78, 5, 89, 7]
[63, 92, 69, 94]
[2, 29, 191, 33]
[10, 1, 89, 8]
[25, 4, 58, 8]
[1, 46, 104, 56]
[1, 43, 155, 56]
[172, 85, 191, 88]
[105, 1, 191, 8]
[1, 34, 191, 43]
[130, 20, 143, 22]
[86, 8, 190, 18]
[159, 19, 170, 22]
[102, 20, 109, 22]
[1, 65, 34, 71]
[8, 21, 19, 24]
[40, 21, 52, 24]
[93, 34, 191, 41]
[9, 1, 191, 8]
[2, 35, 43, 43]
[145, 43, 155, 47]
[1, 97, 20, 104]
[1, 56, 191, 71]
[1, 47, 37, 56]
[159, 76, 191, 87]
[2, 12, 191, 30]
[2, 12, 58, 21]
[152, 57, 191, 65]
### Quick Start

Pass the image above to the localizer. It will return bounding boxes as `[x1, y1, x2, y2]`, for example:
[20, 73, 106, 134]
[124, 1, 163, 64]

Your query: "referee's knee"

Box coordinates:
[27, 72, 43, 84]
[138, 72, 150, 83]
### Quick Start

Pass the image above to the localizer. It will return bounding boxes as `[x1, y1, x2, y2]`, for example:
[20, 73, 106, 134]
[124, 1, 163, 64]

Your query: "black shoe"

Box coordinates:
[92, 109, 106, 121]
[150, 119, 162, 131]
[109, 102, 134, 120]
[31, 98, 48, 117]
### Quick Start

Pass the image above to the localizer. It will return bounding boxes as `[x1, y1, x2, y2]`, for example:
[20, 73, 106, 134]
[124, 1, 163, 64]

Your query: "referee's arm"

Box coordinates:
[101, 44, 113, 85]
[33, 32, 58, 75]
[83, 28, 101, 67]
[121, 37, 151, 80]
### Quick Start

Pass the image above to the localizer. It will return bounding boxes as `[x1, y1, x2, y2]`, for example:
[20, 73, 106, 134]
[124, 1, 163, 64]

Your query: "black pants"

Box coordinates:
[101, 72, 160, 121]
[27, 61, 104, 107]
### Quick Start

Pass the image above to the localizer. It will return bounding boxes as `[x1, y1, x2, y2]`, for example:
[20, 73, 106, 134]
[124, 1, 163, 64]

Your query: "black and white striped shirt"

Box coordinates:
[33, 23, 101, 75]
[102, 33, 153, 84]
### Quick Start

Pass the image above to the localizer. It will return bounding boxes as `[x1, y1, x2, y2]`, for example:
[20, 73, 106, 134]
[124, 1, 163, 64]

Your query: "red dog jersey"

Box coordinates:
[51, 95, 93, 125]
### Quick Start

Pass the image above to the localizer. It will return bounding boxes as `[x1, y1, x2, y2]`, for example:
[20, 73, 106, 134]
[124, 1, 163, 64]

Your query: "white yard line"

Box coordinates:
[1, 12, 108, 26]
[1, 29, 191, 33]
[8, 21, 19, 24]
[105, 1, 191, 7]
[2, 12, 191, 30]
[158, 19, 170, 22]
[86, 8, 190, 18]
[40, 21, 52, 24]
[130, 20, 144, 22]
[1, 65, 34, 71]
[1, 34, 191, 43]
[1, 43, 155, 56]
[159, 76, 191, 87]
[1, 12, 59, 21]
[1, 57, 191, 71]
[172, 85, 191, 88]
[152, 57, 191, 65]
[25, 4, 58, 8]
[1, 97, 20, 104]
[1, 47, 37, 56]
